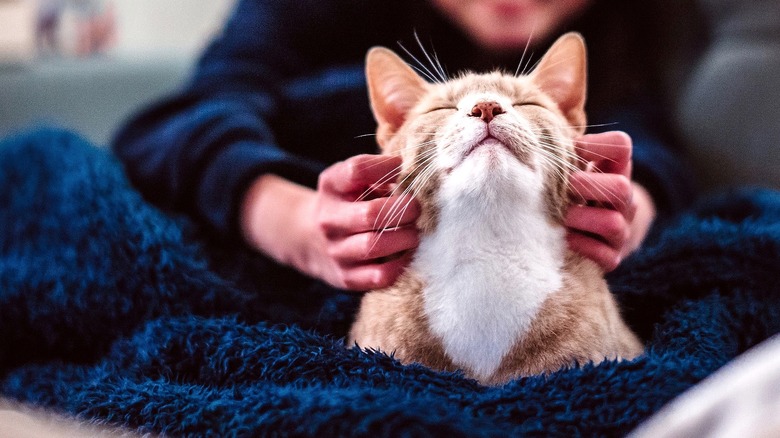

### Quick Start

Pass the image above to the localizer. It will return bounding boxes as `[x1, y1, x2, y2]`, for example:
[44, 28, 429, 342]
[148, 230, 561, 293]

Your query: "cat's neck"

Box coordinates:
[411, 177, 566, 381]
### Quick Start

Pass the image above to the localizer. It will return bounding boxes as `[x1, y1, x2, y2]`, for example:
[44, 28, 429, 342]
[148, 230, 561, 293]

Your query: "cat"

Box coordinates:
[348, 32, 643, 386]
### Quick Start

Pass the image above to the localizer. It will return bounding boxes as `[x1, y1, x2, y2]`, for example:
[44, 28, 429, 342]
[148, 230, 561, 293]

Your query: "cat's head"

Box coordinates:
[366, 32, 587, 232]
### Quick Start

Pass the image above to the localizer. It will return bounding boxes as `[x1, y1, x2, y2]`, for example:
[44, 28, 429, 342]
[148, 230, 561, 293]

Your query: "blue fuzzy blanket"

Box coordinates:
[2, 129, 780, 436]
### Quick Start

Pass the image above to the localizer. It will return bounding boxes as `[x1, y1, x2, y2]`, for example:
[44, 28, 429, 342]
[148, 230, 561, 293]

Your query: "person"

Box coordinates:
[113, 0, 696, 293]
[4, 3, 780, 434]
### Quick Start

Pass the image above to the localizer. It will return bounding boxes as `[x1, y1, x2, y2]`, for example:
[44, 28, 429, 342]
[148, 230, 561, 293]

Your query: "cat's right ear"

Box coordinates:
[366, 47, 427, 152]
[529, 33, 587, 134]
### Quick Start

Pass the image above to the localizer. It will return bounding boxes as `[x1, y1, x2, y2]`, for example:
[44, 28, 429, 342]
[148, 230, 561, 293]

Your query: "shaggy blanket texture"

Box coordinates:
[1, 129, 780, 436]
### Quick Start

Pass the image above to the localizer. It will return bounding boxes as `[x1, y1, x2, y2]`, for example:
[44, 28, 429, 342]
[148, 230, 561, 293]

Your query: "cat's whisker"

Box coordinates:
[407, 60, 441, 84]
[402, 152, 437, 167]
[570, 140, 628, 163]
[367, 157, 438, 254]
[388, 149, 438, 197]
[535, 146, 628, 209]
[530, 146, 597, 198]
[391, 152, 437, 199]
[531, 135, 581, 157]
[534, 134, 623, 168]
[384, 179, 425, 232]
[525, 121, 619, 134]
[432, 51, 448, 84]
[538, 134, 627, 152]
[531, 140, 585, 171]
[569, 122, 620, 130]
[533, 147, 598, 188]
[538, 151, 588, 174]
[375, 153, 438, 231]
[515, 23, 536, 77]
[368, 148, 437, 229]
[524, 55, 545, 78]
[536, 155, 582, 187]
[518, 54, 536, 77]
[398, 39, 444, 84]
[528, 129, 633, 175]
[400, 139, 439, 152]
[531, 144, 579, 171]
[354, 156, 413, 203]
[529, 148, 616, 206]
[352, 139, 441, 203]
[528, 146, 580, 186]
[414, 32, 449, 82]
[391, 183, 430, 231]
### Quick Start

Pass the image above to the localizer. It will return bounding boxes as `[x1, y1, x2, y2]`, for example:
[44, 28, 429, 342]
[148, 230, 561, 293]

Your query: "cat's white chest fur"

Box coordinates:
[412, 152, 565, 381]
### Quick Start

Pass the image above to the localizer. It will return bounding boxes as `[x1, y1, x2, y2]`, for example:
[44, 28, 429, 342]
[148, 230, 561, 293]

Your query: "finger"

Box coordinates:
[565, 205, 629, 252]
[566, 232, 621, 273]
[319, 155, 403, 197]
[575, 131, 632, 176]
[330, 227, 419, 262]
[569, 172, 635, 219]
[338, 253, 413, 291]
[359, 182, 400, 200]
[320, 195, 420, 236]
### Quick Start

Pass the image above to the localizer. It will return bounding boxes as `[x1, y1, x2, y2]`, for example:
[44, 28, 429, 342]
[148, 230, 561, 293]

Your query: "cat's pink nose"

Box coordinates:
[470, 101, 504, 123]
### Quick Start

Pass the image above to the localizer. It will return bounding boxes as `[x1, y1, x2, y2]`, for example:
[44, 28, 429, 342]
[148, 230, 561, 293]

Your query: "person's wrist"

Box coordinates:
[288, 188, 321, 278]
[240, 175, 276, 253]
[240, 174, 318, 273]
[628, 182, 656, 253]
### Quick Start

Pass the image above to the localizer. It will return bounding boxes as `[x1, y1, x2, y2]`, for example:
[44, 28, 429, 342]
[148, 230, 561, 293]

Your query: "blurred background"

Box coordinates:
[0, 0, 237, 145]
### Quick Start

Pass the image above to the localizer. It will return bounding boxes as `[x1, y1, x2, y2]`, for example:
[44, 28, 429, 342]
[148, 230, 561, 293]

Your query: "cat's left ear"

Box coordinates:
[366, 47, 428, 152]
[530, 32, 587, 134]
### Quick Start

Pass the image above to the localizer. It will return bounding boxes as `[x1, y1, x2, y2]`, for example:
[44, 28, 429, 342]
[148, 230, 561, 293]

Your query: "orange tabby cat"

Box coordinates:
[348, 33, 643, 386]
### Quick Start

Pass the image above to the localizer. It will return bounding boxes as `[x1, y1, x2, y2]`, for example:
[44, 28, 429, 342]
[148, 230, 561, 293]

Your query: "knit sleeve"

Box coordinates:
[112, 0, 340, 237]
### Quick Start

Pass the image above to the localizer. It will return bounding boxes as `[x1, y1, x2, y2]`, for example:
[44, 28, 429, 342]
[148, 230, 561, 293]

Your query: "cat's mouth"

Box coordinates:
[454, 131, 533, 173]
[464, 135, 511, 158]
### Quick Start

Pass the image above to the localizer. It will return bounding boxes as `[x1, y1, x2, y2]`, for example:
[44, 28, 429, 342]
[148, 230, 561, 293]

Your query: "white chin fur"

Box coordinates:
[413, 149, 565, 381]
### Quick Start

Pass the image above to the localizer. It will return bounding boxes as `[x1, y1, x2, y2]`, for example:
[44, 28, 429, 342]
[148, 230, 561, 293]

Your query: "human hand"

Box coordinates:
[565, 131, 656, 272]
[303, 154, 421, 290]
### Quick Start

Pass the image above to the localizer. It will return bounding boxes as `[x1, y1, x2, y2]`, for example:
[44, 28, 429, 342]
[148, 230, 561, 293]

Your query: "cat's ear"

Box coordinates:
[530, 32, 587, 134]
[366, 47, 428, 151]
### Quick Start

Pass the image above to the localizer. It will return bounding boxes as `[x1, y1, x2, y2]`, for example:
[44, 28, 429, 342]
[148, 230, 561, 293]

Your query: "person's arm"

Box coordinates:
[113, 0, 401, 238]
[565, 131, 656, 272]
[564, 104, 696, 271]
[241, 155, 420, 290]
[113, 1, 421, 291]
[112, 0, 320, 237]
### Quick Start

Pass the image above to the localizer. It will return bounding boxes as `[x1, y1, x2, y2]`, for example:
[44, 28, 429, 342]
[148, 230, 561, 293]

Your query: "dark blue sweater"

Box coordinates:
[113, 0, 695, 238]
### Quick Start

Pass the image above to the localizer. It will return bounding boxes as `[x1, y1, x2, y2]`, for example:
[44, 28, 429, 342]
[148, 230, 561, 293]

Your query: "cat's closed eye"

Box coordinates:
[426, 106, 456, 113]
[512, 102, 545, 109]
